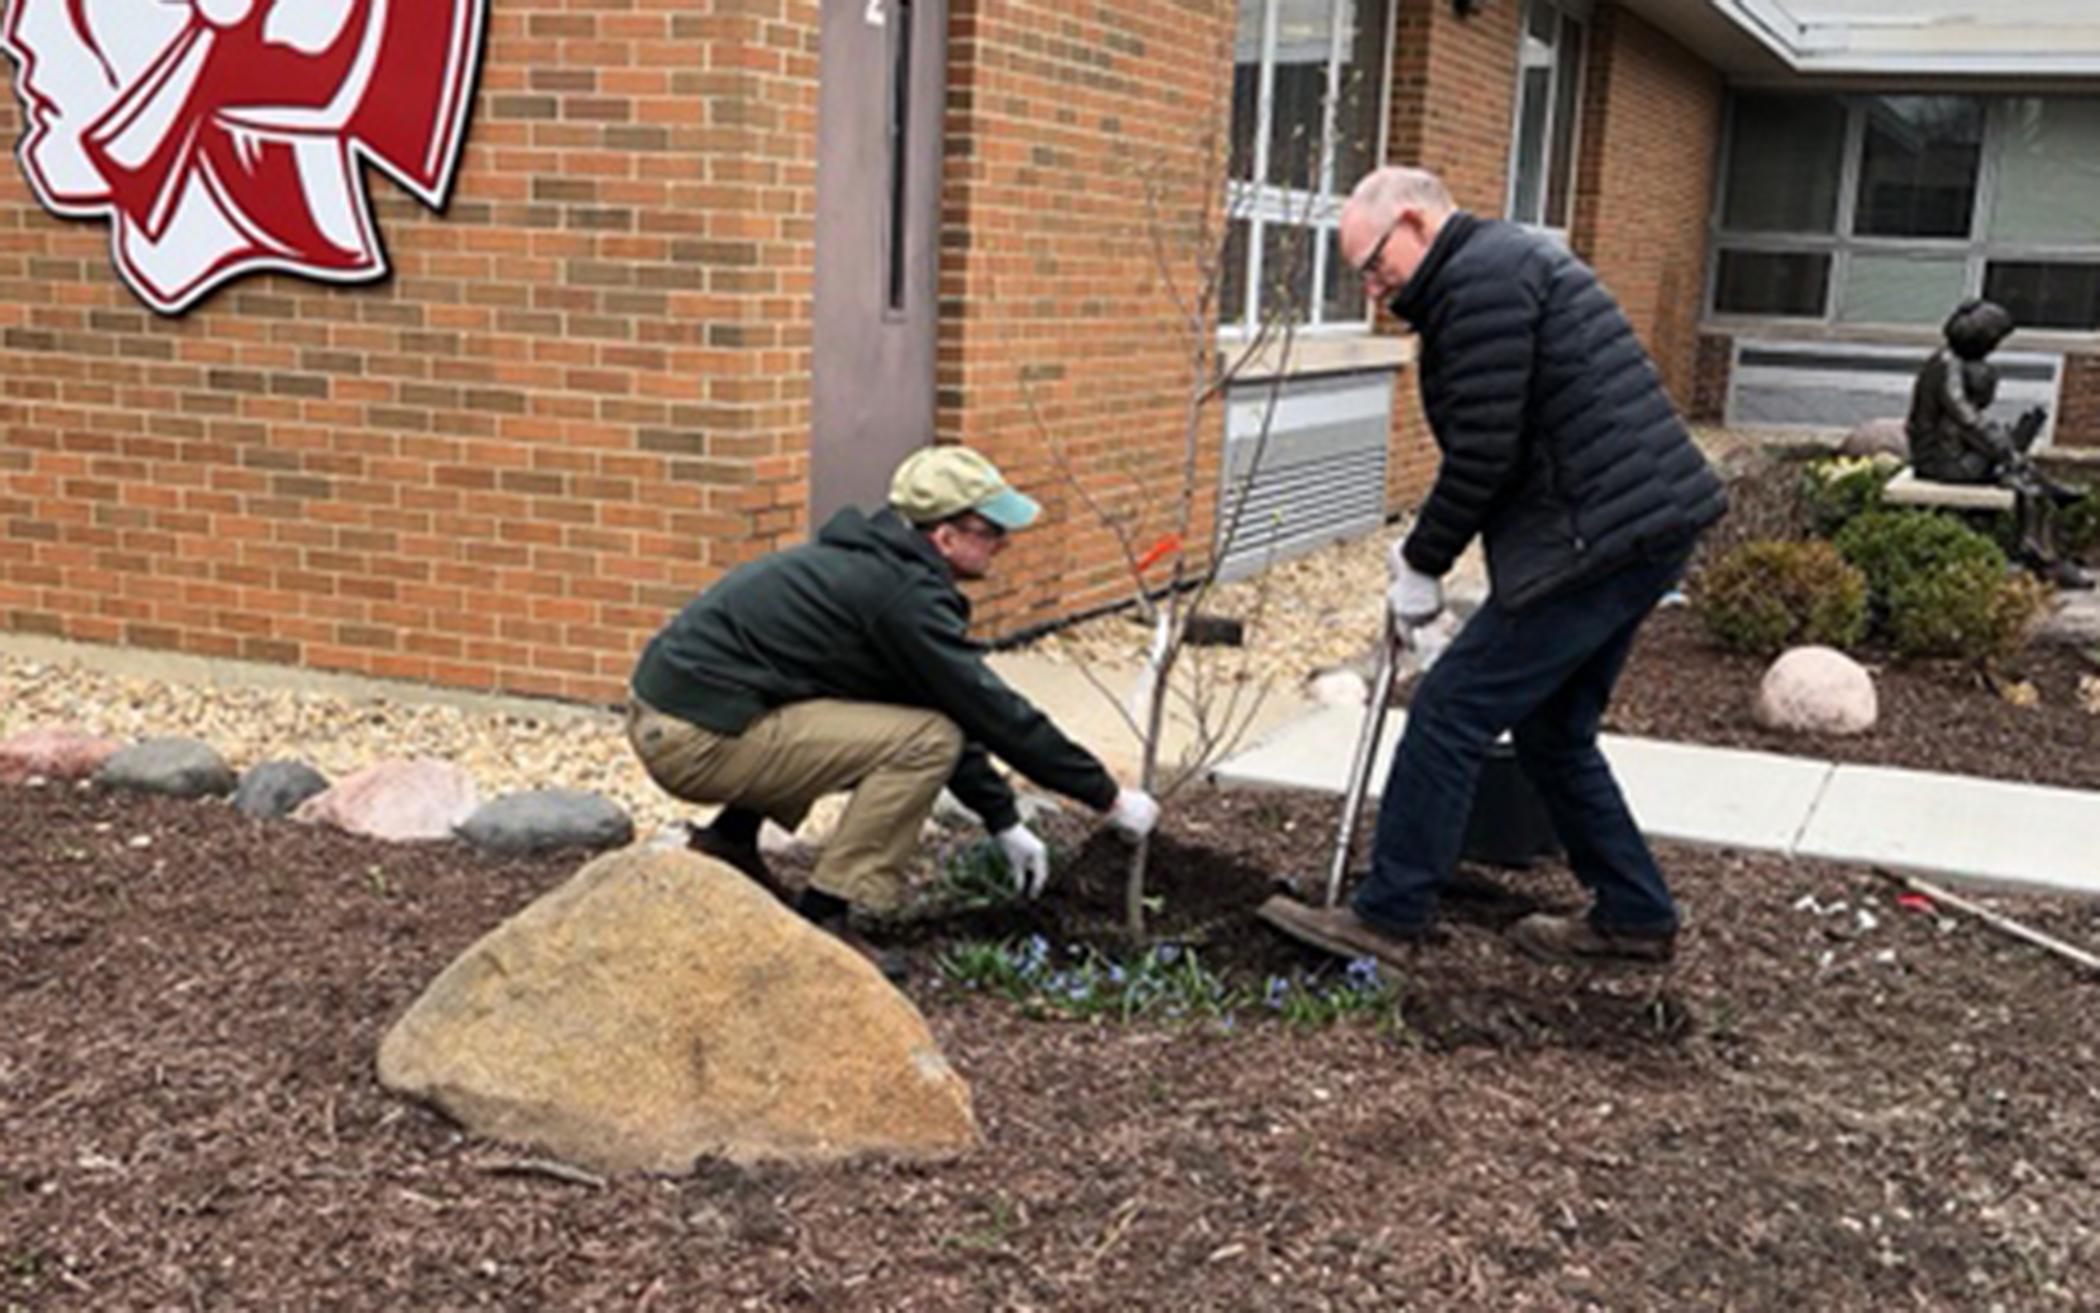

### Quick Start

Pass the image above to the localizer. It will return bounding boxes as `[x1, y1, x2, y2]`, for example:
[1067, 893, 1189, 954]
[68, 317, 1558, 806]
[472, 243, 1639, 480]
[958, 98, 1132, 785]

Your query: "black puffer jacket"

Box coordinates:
[1393, 213, 1726, 608]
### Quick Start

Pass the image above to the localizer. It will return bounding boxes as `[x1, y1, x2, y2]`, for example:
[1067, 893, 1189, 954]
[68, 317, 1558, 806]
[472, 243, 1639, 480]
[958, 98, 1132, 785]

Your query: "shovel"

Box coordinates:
[1324, 614, 1410, 907]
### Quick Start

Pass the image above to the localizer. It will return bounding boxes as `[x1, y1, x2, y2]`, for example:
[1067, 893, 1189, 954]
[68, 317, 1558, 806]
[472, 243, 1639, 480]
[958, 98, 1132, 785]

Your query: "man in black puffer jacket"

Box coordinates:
[1263, 167, 1726, 968]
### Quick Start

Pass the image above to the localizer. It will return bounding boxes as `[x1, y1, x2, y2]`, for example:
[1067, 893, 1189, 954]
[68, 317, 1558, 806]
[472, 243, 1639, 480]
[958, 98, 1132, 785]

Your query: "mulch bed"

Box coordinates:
[6, 781, 2098, 1308]
[1603, 606, 2100, 793]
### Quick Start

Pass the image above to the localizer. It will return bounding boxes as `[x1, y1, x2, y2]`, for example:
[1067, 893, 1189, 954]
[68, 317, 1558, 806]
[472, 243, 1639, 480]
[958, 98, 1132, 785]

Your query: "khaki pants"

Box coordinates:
[627, 697, 963, 912]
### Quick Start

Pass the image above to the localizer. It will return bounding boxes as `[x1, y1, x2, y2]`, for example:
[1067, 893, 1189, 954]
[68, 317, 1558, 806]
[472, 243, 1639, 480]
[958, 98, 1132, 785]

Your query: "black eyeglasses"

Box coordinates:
[947, 513, 1007, 542]
[1356, 215, 1404, 281]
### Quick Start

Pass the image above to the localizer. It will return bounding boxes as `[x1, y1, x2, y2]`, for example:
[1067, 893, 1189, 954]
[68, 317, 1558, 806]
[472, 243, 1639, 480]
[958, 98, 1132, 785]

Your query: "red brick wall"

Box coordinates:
[2055, 354, 2100, 450]
[938, 0, 1236, 632]
[1569, 4, 1722, 408]
[1692, 331, 1733, 423]
[0, 0, 821, 703]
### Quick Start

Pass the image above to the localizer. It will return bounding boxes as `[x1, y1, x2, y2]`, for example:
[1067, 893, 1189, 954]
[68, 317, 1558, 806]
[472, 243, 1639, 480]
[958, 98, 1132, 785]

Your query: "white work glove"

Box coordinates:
[994, 823, 1051, 898]
[1387, 540, 1445, 628]
[1105, 787, 1160, 839]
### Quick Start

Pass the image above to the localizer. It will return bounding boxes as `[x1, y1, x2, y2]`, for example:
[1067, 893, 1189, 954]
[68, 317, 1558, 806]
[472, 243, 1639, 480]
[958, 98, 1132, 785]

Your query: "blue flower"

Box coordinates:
[1345, 956, 1382, 988]
[1157, 943, 1182, 966]
[1264, 976, 1290, 1010]
[1106, 963, 1128, 985]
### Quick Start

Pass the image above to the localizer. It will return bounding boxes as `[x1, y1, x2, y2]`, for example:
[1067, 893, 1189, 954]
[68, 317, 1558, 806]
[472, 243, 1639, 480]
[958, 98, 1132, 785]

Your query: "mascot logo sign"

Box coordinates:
[2, 0, 485, 313]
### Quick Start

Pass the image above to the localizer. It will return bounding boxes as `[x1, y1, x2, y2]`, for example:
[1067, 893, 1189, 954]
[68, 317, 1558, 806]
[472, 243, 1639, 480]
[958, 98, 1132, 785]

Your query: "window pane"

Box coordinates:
[1526, 0, 1557, 44]
[1544, 17, 1583, 229]
[1510, 65, 1551, 226]
[1853, 95, 1983, 239]
[1713, 249, 1829, 317]
[1220, 217, 1252, 328]
[1231, 0, 1264, 182]
[1330, 0, 1389, 194]
[1266, 0, 1337, 191]
[1322, 227, 1367, 322]
[1990, 97, 2100, 245]
[1985, 261, 2100, 331]
[1837, 253, 1968, 325]
[1259, 220, 1316, 324]
[1720, 95, 1844, 233]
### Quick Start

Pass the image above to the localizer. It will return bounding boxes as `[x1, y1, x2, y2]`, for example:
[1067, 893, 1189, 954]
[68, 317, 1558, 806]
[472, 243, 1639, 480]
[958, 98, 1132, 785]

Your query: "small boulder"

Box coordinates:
[0, 727, 124, 785]
[97, 736, 237, 798]
[234, 760, 331, 820]
[294, 758, 480, 841]
[457, 789, 634, 855]
[376, 846, 980, 1174]
[1840, 417, 1909, 461]
[1753, 646, 1878, 736]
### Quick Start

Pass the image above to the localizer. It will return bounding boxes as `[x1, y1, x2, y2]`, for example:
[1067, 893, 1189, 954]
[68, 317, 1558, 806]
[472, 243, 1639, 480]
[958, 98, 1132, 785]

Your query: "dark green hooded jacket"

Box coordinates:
[631, 507, 1117, 832]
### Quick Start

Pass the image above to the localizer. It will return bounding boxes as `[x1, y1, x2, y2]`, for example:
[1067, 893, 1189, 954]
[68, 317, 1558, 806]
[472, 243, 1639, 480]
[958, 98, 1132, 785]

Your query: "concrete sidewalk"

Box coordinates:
[1208, 703, 2100, 899]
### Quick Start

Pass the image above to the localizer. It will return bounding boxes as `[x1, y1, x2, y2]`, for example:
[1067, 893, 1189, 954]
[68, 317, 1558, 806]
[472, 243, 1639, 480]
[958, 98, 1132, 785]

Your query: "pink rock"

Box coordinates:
[0, 727, 126, 785]
[293, 759, 483, 841]
[1752, 646, 1878, 736]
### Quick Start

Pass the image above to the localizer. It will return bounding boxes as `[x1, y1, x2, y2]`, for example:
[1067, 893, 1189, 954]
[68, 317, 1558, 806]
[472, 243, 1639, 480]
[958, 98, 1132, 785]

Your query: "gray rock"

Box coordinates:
[2039, 589, 2100, 647]
[1752, 646, 1877, 736]
[456, 789, 634, 854]
[97, 737, 236, 798]
[1840, 417, 1909, 461]
[234, 759, 330, 820]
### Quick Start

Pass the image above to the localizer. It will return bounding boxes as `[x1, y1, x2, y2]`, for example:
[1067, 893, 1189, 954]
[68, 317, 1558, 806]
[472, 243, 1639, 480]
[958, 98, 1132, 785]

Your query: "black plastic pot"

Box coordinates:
[1461, 739, 1563, 868]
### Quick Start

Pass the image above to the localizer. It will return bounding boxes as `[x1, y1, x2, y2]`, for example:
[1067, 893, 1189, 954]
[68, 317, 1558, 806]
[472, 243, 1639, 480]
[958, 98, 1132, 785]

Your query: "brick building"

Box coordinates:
[3, 0, 2097, 704]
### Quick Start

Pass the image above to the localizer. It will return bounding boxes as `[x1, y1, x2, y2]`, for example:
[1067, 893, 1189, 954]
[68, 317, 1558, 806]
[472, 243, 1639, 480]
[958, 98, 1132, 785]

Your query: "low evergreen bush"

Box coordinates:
[1799, 454, 1901, 537]
[1886, 558, 2052, 662]
[1692, 539, 1868, 656]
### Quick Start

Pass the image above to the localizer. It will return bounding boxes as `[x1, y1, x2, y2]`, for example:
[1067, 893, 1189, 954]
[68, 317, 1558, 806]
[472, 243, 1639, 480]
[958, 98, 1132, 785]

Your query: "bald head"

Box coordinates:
[1347, 167, 1456, 224]
[1338, 167, 1457, 305]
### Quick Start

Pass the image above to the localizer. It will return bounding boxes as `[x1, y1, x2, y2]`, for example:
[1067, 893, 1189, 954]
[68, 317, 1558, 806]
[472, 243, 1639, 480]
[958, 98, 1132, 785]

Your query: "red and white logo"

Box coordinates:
[3, 0, 485, 314]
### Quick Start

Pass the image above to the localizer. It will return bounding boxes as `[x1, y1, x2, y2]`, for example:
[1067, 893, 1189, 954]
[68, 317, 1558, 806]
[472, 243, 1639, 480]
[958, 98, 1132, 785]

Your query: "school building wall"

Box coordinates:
[0, 0, 826, 705]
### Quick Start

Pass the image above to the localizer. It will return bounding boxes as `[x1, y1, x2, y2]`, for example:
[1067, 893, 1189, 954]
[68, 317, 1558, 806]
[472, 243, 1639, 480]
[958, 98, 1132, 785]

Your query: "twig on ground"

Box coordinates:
[1879, 868, 2100, 975]
[471, 1155, 609, 1190]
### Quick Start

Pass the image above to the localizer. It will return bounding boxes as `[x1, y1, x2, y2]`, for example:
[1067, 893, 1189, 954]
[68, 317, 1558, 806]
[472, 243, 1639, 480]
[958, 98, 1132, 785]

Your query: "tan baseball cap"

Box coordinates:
[888, 445, 1041, 529]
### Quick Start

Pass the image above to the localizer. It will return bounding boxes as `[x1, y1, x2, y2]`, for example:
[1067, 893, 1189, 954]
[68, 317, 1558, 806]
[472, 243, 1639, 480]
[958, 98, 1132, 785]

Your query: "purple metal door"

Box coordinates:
[810, 0, 948, 524]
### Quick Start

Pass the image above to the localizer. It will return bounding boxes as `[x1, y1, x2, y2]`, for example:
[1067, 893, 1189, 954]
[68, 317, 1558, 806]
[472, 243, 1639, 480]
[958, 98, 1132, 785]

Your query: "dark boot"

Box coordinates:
[1506, 911, 1675, 966]
[688, 812, 788, 903]
[796, 888, 908, 984]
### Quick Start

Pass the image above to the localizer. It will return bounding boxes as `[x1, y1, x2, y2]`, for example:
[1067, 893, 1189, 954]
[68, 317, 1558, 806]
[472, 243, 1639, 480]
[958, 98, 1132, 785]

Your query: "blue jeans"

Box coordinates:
[1354, 547, 1691, 937]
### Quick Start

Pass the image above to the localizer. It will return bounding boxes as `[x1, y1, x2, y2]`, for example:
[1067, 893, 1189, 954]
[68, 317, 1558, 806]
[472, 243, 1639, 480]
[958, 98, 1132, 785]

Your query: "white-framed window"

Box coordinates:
[1710, 93, 2100, 332]
[1507, 0, 1586, 233]
[1222, 0, 1395, 334]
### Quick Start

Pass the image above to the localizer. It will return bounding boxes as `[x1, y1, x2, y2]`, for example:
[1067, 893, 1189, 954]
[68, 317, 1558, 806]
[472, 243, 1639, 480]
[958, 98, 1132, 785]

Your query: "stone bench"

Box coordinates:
[1882, 466, 2016, 513]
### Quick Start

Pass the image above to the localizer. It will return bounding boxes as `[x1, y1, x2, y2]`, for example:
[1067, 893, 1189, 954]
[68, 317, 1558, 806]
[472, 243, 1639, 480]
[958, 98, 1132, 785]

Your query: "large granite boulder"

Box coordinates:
[456, 789, 634, 854]
[294, 758, 481, 841]
[0, 727, 124, 785]
[96, 737, 237, 798]
[1752, 645, 1878, 736]
[377, 847, 978, 1174]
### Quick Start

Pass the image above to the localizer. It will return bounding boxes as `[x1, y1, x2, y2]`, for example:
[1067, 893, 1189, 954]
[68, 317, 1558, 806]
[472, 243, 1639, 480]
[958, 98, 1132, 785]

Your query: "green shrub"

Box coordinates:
[2060, 492, 2100, 560]
[1833, 509, 2007, 613]
[1799, 454, 1901, 537]
[1692, 539, 1868, 656]
[1886, 559, 2052, 662]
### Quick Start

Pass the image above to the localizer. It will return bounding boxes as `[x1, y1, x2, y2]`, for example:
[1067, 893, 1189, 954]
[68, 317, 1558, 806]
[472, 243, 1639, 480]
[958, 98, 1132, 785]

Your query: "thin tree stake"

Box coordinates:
[1878, 868, 2100, 975]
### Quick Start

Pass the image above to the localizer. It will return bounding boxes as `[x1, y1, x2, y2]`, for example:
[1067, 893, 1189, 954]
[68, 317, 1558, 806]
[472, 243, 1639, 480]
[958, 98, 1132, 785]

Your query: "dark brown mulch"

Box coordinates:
[6, 782, 2099, 1309]
[1603, 606, 2100, 793]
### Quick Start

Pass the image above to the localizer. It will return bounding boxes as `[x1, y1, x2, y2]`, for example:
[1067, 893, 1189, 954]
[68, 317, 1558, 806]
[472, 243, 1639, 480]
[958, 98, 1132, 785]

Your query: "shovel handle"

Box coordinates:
[1325, 618, 1407, 907]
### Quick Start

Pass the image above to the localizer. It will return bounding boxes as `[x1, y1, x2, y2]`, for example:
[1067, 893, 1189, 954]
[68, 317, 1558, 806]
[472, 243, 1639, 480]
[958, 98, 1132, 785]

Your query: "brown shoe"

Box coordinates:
[687, 821, 789, 902]
[1507, 911, 1675, 966]
[1256, 896, 1442, 969]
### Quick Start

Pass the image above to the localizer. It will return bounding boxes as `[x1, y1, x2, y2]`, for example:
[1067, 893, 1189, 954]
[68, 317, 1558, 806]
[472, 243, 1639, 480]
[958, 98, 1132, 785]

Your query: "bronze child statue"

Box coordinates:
[1906, 298, 2092, 589]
